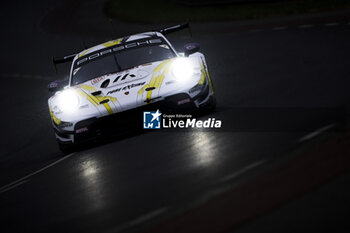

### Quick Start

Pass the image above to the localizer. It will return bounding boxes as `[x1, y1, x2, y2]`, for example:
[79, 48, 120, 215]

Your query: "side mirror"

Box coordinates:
[48, 80, 65, 92]
[184, 43, 200, 57]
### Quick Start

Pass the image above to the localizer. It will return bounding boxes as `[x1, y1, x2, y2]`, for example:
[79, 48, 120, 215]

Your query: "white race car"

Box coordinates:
[48, 24, 215, 152]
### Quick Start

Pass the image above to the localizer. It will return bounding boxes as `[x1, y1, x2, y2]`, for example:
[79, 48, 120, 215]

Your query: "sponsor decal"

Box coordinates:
[76, 127, 88, 134]
[113, 73, 136, 84]
[143, 110, 162, 129]
[76, 38, 165, 66]
[165, 80, 176, 85]
[107, 82, 145, 95]
[91, 76, 104, 85]
[177, 98, 191, 105]
[143, 110, 222, 129]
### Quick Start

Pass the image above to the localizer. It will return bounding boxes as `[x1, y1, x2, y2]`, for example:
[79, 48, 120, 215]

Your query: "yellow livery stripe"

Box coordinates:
[78, 48, 93, 58]
[103, 103, 113, 114]
[198, 61, 206, 86]
[102, 38, 122, 48]
[78, 85, 118, 114]
[145, 60, 173, 101]
[49, 106, 61, 125]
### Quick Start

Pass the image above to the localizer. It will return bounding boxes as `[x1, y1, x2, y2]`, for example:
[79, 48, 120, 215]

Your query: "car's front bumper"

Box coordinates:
[54, 80, 213, 145]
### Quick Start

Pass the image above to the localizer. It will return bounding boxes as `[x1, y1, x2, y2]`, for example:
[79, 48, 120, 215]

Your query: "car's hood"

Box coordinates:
[49, 57, 202, 123]
[77, 57, 201, 112]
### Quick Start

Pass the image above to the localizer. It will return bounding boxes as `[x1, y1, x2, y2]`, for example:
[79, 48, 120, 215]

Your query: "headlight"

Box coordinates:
[172, 58, 194, 82]
[57, 89, 79, 112]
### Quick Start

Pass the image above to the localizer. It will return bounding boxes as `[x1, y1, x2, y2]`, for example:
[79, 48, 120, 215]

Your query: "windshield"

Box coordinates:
[71, 42, 176, 85]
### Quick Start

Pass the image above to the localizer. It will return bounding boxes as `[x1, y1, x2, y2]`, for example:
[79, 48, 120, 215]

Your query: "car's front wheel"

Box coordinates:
[201, 94, 216, 112]
[207, 95, 216, 111]
[58, 141, 75, 154]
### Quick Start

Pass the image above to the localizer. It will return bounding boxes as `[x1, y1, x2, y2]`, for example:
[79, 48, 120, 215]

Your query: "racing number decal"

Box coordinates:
[113, 73, 136, 84]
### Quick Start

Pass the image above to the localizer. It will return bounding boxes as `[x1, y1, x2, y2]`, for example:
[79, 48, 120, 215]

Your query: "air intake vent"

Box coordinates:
[145, 87, 156, 91]
[100, 99, 109, 104]
[100, 79, 110, 88]
[91, 91, 102, 96]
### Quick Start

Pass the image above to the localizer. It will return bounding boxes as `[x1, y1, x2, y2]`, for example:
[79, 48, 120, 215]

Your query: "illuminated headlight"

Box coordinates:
[57, 89, 80, 112]
[172, 58, 194, 82]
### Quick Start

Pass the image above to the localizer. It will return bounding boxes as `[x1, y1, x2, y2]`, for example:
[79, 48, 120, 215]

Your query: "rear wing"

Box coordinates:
[158, 22, 190, 35]
[52, 23, 190, 73]
[52, 53, 76, 73]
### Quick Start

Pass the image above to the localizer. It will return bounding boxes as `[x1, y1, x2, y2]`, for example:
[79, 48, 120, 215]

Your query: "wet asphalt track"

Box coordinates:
[1, 0, 350, 232]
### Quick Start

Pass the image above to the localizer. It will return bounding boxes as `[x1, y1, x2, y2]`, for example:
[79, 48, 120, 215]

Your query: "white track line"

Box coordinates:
[299, 24, 313, 28]
[0, 180, 30, 193]
[0, 153, 75, 193]
[106, 208, 168, 233]
[298, 123, 336, 143]
[324, 22, 339, 27]
[220, 160, 265, 183]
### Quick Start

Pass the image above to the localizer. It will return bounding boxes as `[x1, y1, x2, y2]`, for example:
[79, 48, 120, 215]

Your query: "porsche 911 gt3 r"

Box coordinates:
[48, 24, 215, 151]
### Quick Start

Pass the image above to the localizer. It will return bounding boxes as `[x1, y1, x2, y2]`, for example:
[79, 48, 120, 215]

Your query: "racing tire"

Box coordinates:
[198, 95, 216, 115]
[58, 141, 75, 154]
[202, 95, 216, 112]
[207, 95, 216, 111]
